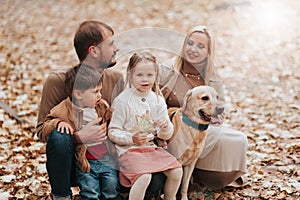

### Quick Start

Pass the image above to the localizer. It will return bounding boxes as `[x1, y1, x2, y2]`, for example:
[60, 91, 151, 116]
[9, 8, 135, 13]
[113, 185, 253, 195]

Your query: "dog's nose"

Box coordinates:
[216, 106, 224, 114]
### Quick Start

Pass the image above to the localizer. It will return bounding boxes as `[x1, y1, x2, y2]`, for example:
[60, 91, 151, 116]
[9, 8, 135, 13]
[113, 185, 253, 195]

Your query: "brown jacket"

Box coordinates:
[159, 58, 225, 107]
[43, 97, 115, 172]
[36, 67, 124, 143]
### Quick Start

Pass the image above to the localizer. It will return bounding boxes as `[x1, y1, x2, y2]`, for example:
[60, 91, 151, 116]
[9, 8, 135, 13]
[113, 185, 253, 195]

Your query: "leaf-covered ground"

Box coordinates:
[0, 0, 299, 199]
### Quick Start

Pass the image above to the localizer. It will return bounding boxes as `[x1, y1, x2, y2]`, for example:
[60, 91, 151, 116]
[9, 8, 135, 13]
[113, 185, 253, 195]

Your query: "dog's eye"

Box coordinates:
[201, 96, 209, 101]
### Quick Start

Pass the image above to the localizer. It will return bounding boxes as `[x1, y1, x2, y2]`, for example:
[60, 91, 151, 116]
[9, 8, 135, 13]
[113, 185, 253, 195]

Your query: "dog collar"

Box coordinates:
[181, 112, 209, 130]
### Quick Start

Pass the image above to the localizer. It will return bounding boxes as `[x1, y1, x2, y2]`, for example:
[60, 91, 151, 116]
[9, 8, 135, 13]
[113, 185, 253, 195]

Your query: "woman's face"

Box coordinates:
[183, 32, 209, 65]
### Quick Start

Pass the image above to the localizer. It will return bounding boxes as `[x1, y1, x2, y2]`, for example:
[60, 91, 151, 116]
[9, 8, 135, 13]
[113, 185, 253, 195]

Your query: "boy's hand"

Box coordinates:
[57, 121, 74, 134]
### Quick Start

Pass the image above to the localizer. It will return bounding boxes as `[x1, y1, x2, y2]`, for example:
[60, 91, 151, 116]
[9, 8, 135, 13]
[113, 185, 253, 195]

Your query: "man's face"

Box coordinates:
[97, 29, 119, 68]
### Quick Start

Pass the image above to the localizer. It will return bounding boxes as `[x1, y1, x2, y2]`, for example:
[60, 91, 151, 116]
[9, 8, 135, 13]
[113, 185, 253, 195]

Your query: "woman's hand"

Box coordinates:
[57, 121, 74, 134]
[132, 132, 148, 146]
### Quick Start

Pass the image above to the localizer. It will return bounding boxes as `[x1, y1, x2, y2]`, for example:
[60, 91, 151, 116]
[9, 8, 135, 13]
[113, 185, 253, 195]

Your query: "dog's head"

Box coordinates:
[182, 86, 224, 124]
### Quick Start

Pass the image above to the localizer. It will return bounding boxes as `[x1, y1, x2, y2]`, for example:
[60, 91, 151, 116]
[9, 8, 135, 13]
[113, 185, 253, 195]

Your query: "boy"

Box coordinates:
[43, 66, 119, 200]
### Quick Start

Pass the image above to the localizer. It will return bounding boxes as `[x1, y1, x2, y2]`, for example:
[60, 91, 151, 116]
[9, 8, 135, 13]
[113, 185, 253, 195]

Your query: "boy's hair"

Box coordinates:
[126, 51, 162, 95]
[73, 21, 114, 62]
[65, 65, 101, 98]
[74, 66, 101, 90]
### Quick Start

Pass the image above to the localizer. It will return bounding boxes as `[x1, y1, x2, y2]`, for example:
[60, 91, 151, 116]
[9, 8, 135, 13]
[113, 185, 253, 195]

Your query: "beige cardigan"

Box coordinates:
[108, 88, 174, 157]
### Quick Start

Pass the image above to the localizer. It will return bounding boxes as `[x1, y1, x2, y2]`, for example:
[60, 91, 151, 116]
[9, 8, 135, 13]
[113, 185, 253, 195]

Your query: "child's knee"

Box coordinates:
[174, 168, 183, 179]
[139, 173, 152, 183]
[167, 168, 183, 181]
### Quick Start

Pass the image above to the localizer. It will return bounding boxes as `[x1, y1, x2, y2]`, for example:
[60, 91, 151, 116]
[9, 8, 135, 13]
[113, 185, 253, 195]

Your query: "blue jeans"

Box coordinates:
[46, 129, 75, 197]
[76, 155, 119, 200]
[46, 130, 164, 198]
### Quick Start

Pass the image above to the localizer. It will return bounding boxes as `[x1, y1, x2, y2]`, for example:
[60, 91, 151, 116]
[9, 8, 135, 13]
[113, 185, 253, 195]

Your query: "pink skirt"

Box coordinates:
[119, 147, 181, 187]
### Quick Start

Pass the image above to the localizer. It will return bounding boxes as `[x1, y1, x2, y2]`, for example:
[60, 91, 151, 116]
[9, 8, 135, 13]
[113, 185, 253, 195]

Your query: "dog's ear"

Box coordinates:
[182, 89, 193, 111]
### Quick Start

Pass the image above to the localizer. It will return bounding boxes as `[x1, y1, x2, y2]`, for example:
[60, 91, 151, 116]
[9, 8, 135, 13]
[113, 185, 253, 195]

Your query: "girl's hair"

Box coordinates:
[174, 25, 221, 84]
[126, 51, 162, 95]
[65, 65, 101, 98]
[73, 21, 114, 62]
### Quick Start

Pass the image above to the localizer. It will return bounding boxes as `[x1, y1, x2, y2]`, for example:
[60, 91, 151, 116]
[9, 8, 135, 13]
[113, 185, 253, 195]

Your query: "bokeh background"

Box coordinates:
[0, 0, 299, 199]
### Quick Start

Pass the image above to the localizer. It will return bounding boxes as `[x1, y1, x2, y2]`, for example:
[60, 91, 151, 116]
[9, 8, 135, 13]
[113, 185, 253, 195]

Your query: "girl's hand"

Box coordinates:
[154, 119, 168, 130]
[132, 132, 148, 146]
[57, 121, 74, 135]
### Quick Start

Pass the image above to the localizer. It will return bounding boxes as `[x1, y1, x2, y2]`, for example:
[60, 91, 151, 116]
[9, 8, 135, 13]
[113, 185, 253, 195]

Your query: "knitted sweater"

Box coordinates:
[108, 87, 174, 156]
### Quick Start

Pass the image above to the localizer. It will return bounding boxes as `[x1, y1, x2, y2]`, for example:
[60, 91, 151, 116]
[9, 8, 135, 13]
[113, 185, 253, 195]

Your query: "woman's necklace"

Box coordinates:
[181, 58, 206, 81]
[180, 68, 205, 87]
[184, 73, 202, 80]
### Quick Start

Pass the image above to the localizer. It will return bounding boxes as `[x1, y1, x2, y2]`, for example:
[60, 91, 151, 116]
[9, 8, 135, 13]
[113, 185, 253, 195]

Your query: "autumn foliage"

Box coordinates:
[0, 0, 299, 199]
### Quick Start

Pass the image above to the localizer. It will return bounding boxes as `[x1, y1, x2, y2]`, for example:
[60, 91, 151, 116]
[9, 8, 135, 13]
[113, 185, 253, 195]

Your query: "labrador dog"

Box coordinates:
[167, 86, 224, 200]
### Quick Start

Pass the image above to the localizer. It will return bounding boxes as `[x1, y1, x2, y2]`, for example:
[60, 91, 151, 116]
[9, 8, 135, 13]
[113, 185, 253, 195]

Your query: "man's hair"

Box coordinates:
[65, 65, 101, 98]
[73, 21, 114, 62]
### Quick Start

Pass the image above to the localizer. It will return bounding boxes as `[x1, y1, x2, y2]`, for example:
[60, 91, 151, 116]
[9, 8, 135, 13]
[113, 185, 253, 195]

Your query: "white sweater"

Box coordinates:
[108, 87, 174, 156]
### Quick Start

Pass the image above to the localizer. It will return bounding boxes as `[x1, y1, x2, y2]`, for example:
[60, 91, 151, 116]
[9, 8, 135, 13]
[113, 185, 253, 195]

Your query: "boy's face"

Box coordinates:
[79, 85, 102, 108]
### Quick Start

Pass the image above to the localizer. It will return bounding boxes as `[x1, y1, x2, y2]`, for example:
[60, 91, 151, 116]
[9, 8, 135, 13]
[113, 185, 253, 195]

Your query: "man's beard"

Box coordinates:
[106, 61, 117, 68]
[99, 52, 117, 69]
[98, 60, 117, 71]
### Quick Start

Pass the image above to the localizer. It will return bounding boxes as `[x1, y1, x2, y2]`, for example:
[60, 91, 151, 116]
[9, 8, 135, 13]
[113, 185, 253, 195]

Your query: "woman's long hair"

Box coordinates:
[173, 25, 221, 84]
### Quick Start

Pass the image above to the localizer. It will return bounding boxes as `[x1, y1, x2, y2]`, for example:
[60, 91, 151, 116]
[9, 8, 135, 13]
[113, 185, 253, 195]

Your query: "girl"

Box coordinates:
[108, 52, 182, 200]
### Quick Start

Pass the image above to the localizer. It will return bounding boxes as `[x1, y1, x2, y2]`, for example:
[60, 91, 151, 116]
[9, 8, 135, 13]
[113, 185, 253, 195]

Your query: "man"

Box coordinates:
[36, 21, 123, 200]
[36, 21, 165, 200]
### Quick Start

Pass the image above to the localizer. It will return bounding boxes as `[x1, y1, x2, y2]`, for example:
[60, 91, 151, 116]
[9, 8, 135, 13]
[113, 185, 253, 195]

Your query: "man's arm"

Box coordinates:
[101, 68, 125, 105]
[73, 118, 108, 144]
[36, 71, 67, 142]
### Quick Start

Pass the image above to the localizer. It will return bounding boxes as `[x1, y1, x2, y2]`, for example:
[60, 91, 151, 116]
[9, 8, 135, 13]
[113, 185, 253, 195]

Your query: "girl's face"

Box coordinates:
[130, 62, 156, 93]
[79, 85, 102, 108]
[183, 32, 209, 64]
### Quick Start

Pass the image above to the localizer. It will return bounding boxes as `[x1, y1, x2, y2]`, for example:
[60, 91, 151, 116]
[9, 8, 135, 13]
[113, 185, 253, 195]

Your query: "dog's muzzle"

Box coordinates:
[198, 109, 211, 122]
[216, 106, 224, 115]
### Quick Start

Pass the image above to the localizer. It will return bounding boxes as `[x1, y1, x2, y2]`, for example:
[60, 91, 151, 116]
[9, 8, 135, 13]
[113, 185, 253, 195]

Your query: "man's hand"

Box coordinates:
[74, 117, 107, 144]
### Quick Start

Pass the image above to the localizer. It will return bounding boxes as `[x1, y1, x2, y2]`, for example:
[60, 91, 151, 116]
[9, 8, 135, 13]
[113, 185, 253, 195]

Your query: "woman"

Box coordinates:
[159, 25, 248, 189]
